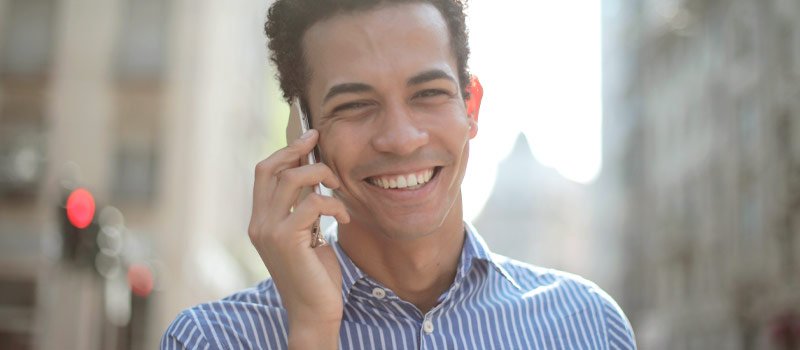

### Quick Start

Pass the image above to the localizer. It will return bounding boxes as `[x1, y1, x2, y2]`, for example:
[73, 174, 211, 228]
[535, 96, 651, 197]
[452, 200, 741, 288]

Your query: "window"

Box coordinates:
[110, 0, 169, 203]
[115, 0, 169, 80]
[0, 0, 54, 201]
[0, 0, 55, 78]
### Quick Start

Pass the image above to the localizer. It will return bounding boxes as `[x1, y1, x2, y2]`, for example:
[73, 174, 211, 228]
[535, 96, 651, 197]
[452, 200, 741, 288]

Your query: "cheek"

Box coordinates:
[318, 134, 344, 175]
[318, 127, 364, 179]
[441, 113, 472, 145]
[427, 103, 470, 133]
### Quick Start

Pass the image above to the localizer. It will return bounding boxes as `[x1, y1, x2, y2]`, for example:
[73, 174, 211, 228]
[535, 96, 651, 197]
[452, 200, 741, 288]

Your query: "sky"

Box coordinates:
[462, 0, 602, 220]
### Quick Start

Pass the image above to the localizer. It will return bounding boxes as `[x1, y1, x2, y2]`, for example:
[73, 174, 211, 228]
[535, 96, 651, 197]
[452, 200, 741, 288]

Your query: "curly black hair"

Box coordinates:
[264, 0, 471, 105]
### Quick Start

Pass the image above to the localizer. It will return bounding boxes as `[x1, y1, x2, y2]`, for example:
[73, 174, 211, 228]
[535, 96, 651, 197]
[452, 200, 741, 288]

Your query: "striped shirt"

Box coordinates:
[162, 223, 636, 349]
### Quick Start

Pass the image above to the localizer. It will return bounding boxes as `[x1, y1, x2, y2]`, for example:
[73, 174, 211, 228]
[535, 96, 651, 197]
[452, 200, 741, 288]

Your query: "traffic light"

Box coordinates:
[127, 264, 154, 298]
[56, 185, 159, 350]
[58, 187, 100, 267]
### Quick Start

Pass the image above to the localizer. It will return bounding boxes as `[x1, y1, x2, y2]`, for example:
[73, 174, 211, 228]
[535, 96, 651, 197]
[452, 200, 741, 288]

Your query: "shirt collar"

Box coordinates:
[328, 225, 366, 302]
[328, 221, 523, 302]
[460, 221, 523, 291]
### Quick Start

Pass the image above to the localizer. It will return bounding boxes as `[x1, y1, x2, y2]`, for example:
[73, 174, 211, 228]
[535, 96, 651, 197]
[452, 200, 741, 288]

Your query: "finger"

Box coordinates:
[285, 193, 351, 231]
[252, 130, 319, 216]
[252, 158, 298, 222]
[254, 129, 319, 193]
[270, 163, 342, 217]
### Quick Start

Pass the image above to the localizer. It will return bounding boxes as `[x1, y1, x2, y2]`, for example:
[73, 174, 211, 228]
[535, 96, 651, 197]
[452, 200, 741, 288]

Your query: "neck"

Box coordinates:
[337, 205, 465, 314]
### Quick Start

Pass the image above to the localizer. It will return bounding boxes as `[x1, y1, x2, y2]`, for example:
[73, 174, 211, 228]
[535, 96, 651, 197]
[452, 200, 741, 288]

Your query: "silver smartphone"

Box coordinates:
[291, 97, 327, 248]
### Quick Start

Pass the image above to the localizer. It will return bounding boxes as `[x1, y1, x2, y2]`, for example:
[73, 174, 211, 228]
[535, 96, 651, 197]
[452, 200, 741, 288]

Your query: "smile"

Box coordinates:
[366, 167, 441, 190]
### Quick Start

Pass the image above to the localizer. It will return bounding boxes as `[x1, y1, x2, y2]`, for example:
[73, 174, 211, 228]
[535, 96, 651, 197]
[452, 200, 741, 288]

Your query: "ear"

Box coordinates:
[466, 75, 483, 139]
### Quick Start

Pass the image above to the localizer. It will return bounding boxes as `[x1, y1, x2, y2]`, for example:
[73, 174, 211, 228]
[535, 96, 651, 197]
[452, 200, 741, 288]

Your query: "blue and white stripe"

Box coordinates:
[162, 223, 636, 349]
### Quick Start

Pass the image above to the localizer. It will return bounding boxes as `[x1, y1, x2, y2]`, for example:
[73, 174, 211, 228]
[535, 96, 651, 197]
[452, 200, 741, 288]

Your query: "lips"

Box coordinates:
[366, 167, 438, 189]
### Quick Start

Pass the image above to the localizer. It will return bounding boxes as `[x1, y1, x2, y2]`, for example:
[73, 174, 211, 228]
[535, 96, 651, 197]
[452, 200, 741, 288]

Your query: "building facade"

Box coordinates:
[0, 0, 279, 348]
[473, 134, 593, 276]
[601, 0, 800, 348]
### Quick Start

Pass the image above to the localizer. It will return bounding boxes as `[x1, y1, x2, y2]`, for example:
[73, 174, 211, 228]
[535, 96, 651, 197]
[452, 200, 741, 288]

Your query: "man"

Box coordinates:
[162, 0, 637, 349]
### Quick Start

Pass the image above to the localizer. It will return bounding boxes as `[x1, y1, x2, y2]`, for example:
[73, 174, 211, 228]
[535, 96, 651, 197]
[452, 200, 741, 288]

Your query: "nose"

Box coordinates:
[370, 102, 429, 156]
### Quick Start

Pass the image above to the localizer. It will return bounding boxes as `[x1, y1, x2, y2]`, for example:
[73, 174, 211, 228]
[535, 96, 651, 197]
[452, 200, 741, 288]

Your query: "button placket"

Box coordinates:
[422, 318, 434, 334]
[371, 287, 386, 299]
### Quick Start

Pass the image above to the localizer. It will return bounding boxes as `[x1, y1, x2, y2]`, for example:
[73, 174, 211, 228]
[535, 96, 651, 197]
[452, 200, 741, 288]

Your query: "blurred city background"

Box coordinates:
[0, 0, 798, 349]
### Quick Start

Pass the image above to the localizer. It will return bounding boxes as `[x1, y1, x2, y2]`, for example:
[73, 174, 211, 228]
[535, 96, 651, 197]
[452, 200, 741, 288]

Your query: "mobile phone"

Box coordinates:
[291, 97, 327, 248]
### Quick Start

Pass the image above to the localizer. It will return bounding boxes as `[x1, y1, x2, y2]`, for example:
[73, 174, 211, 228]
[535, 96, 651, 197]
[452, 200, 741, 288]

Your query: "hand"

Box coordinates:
[248, 130, 349, 346]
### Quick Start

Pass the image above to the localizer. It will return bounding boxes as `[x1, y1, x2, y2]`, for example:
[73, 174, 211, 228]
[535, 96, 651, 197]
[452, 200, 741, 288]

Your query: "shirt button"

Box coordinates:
[371, 287, 386, 299]
[423, 319, 434, 334]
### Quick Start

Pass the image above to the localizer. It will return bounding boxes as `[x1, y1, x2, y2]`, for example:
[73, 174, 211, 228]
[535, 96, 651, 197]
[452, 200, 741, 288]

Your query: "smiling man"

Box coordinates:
[161, 1, 636, 349]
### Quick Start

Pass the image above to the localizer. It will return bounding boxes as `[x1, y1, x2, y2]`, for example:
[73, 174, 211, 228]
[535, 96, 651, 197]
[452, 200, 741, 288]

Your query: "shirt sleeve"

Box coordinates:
[597, 292, 637, 350]
[161, 311, 211, 350]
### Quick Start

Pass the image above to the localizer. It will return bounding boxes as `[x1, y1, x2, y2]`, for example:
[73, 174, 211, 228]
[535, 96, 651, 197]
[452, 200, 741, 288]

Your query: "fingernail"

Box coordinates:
[300, 130, 314, 139]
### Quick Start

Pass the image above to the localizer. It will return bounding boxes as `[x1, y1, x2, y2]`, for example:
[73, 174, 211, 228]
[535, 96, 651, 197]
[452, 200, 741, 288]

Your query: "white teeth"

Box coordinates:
[368, 168, 436, 190]
[407, 174, 418, 186]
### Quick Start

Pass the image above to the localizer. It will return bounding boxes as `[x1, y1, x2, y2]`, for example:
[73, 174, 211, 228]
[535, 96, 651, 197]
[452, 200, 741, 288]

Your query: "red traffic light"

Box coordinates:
[66, 188, 95, 229]
[127, 264, 154, 297]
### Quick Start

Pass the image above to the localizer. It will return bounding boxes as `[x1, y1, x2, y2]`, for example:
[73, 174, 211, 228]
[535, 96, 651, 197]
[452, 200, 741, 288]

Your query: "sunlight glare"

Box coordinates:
[463, 0, 601, 220]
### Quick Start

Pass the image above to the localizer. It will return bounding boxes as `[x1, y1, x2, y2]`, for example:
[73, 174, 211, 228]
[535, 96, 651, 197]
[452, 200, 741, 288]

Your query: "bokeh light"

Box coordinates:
[65, 188, 96, 229]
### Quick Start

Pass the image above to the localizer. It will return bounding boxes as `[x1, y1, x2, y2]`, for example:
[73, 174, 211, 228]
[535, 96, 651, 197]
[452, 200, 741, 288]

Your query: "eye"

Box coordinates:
[332, 100, 372, 114]
[413, 89, 451, 99]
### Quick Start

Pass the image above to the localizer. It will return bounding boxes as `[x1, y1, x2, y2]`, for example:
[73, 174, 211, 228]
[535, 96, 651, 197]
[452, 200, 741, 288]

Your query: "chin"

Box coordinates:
[374, 209, 451, 240]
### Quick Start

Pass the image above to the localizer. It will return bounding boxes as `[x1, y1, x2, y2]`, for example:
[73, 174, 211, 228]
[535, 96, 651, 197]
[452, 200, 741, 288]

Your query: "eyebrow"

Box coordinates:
[322, 69, 457, 104]
[323, 83, 374, 103]
[407, 69, 456, 86]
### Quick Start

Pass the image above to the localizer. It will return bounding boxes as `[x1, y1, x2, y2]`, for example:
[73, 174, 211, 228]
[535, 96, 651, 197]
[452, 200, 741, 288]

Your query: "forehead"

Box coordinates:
[302, 3, 456, 93]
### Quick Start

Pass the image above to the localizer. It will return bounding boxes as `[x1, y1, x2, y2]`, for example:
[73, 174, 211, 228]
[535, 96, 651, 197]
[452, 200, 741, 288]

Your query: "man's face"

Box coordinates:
[302, 3, 477, 239]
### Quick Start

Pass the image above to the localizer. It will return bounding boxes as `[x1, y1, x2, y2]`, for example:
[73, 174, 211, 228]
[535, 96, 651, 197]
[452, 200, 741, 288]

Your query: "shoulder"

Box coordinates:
[161, 279, 289, 350]
[494, 254, 638, 349]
